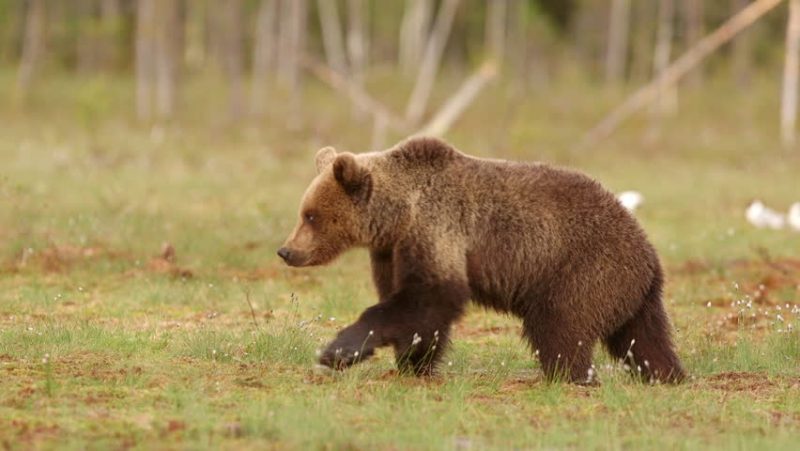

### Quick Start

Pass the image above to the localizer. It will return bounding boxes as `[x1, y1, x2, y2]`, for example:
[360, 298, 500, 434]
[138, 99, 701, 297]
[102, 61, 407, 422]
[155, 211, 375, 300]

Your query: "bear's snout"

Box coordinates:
[277, 247, 293, 264]
[277, 247, 310, 266]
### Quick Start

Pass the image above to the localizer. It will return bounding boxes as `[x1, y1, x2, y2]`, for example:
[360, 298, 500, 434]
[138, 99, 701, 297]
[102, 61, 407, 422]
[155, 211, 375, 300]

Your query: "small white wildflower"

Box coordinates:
[447, 361, 453, 367]
[577, 340, 583, 347]
[368, 330, 374, 336]
[706, 302, 712, 308]
[354, 351, 359, 357]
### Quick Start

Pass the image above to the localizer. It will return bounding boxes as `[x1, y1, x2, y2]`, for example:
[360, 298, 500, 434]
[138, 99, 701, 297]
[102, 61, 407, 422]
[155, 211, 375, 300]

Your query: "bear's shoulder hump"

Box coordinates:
[389, 137, 460, 168]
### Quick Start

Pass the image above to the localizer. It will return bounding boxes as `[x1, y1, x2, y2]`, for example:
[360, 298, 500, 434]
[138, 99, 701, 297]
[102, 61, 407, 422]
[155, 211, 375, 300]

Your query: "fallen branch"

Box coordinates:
[579, 0, 784, 149]
[302, 57, 410, 134]
[417, 61, 498, 137]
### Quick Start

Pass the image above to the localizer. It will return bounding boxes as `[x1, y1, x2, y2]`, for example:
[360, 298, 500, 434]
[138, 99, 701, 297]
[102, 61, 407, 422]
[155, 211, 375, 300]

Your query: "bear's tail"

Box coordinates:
[604, 269, 686, 383]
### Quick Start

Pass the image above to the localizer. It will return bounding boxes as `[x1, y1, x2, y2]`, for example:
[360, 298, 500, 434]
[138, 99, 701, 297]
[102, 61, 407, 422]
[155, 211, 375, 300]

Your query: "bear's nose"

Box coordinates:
[277, 247, 292, 262]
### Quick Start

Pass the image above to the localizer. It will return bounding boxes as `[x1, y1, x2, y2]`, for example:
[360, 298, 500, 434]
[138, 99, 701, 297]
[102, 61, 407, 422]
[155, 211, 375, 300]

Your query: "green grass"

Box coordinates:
[1, 69, 799, 449]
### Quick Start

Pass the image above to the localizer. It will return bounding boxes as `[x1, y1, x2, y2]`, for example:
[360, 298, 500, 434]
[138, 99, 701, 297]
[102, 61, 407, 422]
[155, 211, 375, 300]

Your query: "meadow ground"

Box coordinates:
[1, 70, 799, 450]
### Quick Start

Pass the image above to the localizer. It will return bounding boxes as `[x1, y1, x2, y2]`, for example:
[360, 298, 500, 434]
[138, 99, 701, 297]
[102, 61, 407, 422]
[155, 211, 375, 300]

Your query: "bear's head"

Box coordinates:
[277, 146, 378, 267]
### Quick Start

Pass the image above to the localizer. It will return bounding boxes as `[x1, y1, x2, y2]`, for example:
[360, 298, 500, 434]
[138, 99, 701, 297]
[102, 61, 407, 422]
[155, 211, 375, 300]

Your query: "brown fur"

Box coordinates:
[279, 137, 685, 383]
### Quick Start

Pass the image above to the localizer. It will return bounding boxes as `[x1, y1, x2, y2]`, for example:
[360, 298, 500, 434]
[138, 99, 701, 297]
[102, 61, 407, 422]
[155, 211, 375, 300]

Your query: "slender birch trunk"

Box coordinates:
[251, 0, 278, 115]
[485, 0, 506, 63]
[405, 0, 461, 125]
[17, 0, 46, 95]
[318, 0, 348, 76]
[605, 0, 631, 84]
[399, 0, 432, 74]
[781, 0, 800, 146]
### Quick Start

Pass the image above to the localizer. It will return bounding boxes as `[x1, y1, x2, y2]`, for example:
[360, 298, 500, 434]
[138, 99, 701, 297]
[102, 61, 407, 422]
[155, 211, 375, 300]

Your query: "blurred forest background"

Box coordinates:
[2, 0, 800, 147]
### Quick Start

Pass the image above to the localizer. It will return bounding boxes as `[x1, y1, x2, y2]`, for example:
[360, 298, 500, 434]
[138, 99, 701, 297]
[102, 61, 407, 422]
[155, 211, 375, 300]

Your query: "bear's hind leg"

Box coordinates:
[604, 277, 685, 383]
[523, 318, 596, 384]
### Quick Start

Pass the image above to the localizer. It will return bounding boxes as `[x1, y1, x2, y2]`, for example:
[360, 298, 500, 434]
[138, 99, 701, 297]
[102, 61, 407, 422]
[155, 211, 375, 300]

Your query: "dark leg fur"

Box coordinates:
[319, 278, 469, 375]
[523, 316, 596, 384]
[369, 248, 394, 302]
[604, 274, 685, 383]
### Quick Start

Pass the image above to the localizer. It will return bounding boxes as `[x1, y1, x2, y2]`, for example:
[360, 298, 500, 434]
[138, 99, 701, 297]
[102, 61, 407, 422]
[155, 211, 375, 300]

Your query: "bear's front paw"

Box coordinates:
[318, 343, 375, 370]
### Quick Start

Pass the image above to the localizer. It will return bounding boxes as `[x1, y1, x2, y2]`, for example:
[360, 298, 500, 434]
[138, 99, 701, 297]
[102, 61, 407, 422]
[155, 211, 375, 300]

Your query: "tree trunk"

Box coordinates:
[277, 0, 307, 93]
[136, 0, 157, 120]
[485, 0, 506, 63]
[782, 0, 800, 147]
[184, 0, 208, 69]
[75, 0, 96, 73]
[217, 0, 244, 120]
[405, 0, 461, 125]
[251, 0, 278, 115]
[317, 0, 348, 76]
[17, 0, 47, 95]
[347, 0, 367, 85]
[399, 0, 432, 74]
[630, 0, 657, 83]
[507, 0, 529, 85]
[682, 0, 705, 86]
[155, 0, 181, 120]
[652, 0, 677, 117]
[731, 0, 753, 87]
[100, 0, 123, 70]
[605, 0, 631, 84]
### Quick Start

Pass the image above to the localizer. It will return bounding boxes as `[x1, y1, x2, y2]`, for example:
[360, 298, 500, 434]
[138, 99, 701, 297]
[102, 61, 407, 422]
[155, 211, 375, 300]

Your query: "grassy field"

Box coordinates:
[1, 70, 799, 450]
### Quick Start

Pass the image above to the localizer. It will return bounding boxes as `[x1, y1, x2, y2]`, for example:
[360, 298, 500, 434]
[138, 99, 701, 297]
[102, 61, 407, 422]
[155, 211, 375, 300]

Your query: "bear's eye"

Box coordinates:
[304, 212, 316, 224]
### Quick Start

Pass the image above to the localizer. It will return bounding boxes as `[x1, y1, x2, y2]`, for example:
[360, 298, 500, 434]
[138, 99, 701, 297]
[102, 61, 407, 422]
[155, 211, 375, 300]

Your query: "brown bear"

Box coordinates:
[278, 137, 684, 383]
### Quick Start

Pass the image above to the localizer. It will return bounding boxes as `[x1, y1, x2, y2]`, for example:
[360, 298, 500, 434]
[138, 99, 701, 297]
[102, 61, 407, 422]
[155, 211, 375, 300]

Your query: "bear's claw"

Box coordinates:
[318, 344, 375, 370]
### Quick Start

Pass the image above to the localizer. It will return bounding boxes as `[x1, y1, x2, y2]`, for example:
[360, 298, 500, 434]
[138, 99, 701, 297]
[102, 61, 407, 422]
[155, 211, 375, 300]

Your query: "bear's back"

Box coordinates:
[380, 140, 658, 315]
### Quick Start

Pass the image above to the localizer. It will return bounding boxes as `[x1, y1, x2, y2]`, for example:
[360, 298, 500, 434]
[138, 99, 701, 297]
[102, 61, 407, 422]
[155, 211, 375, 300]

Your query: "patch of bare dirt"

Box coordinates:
[454, 324, 519, 338]
[3, 244, 126, 274]
[144, 242, 194, 278]
[703, 372, 798, 393]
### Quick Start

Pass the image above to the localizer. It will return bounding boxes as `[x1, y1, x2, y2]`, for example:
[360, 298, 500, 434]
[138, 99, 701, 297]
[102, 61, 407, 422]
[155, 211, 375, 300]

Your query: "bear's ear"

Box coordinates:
[315, 146, 337, 174]
[333, 153, 372, 203]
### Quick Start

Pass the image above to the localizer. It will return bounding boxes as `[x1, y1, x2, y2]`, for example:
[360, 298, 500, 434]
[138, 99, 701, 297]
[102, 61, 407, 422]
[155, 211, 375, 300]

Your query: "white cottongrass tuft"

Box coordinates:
[788, 202, 800, 231]
[618, 191, 644, 212]
[746, 200, 785, 230]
